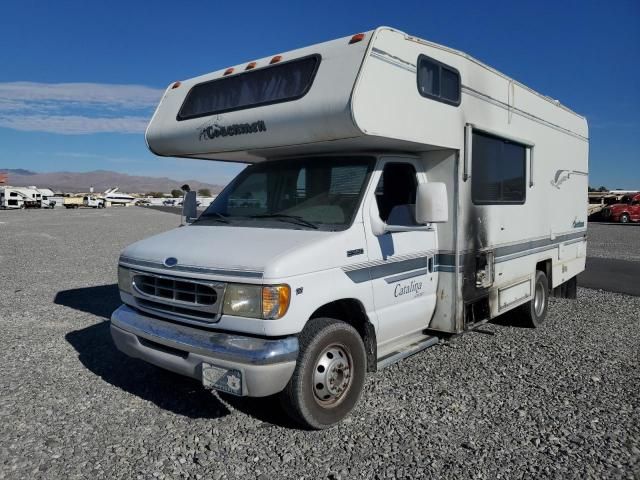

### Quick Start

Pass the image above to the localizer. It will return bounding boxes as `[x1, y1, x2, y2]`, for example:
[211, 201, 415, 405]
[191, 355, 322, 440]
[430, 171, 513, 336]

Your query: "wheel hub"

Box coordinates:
[313, 345, 352, 405]
[534, 281, 545, 317]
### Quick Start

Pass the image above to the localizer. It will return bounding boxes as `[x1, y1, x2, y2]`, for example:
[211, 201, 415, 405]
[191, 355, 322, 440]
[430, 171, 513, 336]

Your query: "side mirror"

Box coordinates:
[182, 191, 198, 224]
[416, 183, 448, 224]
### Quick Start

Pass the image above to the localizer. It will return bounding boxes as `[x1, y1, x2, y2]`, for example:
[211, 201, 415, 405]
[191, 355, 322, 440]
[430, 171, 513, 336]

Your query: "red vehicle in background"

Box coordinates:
[602, 193, 640, 223]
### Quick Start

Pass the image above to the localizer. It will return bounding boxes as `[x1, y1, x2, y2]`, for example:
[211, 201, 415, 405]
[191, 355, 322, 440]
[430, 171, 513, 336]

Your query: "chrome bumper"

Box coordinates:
[110, 304, 298, 397]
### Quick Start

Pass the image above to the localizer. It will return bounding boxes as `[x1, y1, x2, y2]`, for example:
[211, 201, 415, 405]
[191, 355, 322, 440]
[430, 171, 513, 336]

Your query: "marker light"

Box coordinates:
[269, 55, 282, 64]
[245, 62, 257, 70]
[349, 33, 365, 44]
[171, 81, 182, 89]
[223, 67, 234, 76]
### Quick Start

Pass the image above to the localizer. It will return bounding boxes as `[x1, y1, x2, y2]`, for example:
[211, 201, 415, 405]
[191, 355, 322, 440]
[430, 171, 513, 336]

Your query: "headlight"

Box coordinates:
[118, 266, 133, 294]
[223, 283, 290, 320]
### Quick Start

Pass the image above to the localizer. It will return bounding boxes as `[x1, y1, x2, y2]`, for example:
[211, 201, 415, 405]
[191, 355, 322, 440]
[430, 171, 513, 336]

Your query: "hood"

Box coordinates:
[120, 224, 360, 280]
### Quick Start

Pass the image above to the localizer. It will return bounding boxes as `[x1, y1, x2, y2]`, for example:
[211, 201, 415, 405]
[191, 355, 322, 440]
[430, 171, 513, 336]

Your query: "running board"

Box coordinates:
[376, 336, 440, 370]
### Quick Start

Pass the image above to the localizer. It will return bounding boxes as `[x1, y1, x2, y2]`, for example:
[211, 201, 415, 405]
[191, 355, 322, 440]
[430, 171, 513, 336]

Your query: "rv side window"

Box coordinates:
[417, 55, 461, 106]
[178, 55, 321, 120]
[472, 131, 527, 205]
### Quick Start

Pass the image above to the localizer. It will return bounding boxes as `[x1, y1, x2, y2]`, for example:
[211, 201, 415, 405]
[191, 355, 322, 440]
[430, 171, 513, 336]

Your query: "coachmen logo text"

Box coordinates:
[199, 121, 267, 141]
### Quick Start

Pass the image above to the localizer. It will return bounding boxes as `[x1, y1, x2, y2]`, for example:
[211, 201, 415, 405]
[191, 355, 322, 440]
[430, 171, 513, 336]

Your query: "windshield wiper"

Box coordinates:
[198, 212, 230, 224]
[250, 214, 319, 229]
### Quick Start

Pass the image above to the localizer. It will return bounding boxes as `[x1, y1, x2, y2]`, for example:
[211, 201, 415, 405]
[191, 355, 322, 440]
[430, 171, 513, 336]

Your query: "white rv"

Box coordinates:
[111, 27, 588, 429]
[0, 186, 40, 209]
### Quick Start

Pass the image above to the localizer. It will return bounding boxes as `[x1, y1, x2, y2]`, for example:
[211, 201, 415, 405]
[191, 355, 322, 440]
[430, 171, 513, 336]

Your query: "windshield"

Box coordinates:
[198, 156, 375, 231]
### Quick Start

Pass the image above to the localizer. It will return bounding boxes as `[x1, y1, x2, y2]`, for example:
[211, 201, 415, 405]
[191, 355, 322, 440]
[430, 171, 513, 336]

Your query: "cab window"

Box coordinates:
[375, 163, 418, 226]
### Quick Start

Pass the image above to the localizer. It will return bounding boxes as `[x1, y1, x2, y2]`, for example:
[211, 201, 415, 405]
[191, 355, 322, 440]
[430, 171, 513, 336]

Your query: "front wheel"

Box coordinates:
[280, 318, 366, 429]
[620, 213, 630, 224]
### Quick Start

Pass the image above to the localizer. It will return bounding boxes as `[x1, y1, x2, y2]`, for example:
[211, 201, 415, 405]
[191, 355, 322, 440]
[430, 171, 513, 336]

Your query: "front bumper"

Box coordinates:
[110, 304, 298, 397]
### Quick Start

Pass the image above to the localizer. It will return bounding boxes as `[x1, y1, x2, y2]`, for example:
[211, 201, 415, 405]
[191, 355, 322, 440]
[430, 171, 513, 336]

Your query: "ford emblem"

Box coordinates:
[164, 257, 178, 267]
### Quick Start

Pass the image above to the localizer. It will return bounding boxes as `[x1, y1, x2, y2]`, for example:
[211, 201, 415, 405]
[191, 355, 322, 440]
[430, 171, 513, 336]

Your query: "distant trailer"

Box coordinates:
[0, 187, 40, 209]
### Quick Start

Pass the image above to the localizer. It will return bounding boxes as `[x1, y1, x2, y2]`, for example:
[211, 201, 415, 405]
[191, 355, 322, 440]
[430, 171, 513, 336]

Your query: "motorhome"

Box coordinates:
[111, 27, 588, 429]
[0, 186, 40, 209]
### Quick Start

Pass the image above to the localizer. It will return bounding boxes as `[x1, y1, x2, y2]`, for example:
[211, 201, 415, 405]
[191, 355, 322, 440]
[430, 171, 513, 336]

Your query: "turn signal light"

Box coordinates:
[349, 33, 365, 44]
[269, 55, 282, 64]
[262, 285, 291, 320]
[245, 62, 257, 70]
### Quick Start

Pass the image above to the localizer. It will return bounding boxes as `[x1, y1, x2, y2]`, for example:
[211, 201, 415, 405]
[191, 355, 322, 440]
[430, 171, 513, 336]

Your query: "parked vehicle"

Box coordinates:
[84, 195, 105, 208]
[162, 199, 177, 206]
[38, 188, 56, 208]
[602, 193, 640, 223]
[104, 187, 135, 206]
[0, 187, 40, 209]
[111, 27, 588, 429]
[135, 199, 151, 206]
[63, 197, 83, 209]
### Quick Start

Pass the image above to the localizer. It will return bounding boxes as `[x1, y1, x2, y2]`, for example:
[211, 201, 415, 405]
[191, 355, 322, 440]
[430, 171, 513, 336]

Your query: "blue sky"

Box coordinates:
[1, 0, 638, 188]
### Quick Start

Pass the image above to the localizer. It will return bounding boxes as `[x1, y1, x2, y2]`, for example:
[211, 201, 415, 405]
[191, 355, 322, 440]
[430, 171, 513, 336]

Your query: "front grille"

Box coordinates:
[137, 298, 219, 321]
[134, 274, 217, 305]
[131, 272, 224, 323]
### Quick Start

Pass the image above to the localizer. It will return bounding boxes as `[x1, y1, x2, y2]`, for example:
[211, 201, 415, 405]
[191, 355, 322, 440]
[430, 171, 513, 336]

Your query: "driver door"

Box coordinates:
[363, 158, 438, 350]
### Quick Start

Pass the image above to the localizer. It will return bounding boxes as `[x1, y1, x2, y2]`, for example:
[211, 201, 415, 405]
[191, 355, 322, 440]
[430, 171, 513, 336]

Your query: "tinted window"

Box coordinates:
[472, 131, 526, 204]
[375, 163, 419, 226]
[178, 55, 320, 120]
[417, 55, 461, 106]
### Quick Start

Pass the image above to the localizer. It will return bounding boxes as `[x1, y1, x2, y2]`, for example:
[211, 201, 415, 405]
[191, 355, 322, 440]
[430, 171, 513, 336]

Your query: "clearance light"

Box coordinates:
[269, 55, 283, 64]
[223, 67, 235, 76]
[349, 33, 365, 44]
[171, 81, 182, 89]
[245, 62, 257, 70]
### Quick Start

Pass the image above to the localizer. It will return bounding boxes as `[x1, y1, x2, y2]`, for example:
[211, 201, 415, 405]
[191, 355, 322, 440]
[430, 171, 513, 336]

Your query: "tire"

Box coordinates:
[620, 213, 630, 224]
[280, 318, 366, 429]
[519, 270, 549, 328]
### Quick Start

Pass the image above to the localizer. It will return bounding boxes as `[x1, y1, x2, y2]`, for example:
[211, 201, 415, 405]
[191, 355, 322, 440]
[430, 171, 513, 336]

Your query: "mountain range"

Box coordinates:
[0, 169, 224, 194]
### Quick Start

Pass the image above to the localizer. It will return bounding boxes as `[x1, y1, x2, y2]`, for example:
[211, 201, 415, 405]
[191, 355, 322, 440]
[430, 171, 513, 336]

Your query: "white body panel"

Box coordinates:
[127, 26, 588, 363]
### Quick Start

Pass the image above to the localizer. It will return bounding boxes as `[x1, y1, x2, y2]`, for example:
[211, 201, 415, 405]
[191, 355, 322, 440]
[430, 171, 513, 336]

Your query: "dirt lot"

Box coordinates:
[1, 207, 638, 479]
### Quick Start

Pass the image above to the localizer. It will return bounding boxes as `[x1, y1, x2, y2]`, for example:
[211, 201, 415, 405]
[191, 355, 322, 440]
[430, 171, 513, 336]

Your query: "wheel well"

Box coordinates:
[309, 299, 377, 372]
[536, 259, 552, 290]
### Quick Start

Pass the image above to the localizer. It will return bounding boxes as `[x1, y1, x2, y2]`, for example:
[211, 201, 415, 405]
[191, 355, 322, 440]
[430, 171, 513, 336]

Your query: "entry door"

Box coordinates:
[363, 158, 438, 348]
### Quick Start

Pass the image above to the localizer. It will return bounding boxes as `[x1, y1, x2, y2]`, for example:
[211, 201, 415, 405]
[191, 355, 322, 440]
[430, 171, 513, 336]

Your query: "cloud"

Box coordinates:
[0, 81, 165, 135]
[0, 114, 150, 134]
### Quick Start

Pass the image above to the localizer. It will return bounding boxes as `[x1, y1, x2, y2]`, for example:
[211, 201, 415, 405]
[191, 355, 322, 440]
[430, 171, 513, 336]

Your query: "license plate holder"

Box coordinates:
[201, 363, 243, 396]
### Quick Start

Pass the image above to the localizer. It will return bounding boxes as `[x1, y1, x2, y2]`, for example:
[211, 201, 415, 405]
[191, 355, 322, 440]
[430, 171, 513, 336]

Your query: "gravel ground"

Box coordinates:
[1, 207, 638, 479]
[587, 223, 640, 262]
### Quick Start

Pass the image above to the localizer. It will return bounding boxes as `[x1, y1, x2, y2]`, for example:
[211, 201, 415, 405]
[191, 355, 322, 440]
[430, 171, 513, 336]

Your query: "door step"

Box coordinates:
[377, 335, 440, 370]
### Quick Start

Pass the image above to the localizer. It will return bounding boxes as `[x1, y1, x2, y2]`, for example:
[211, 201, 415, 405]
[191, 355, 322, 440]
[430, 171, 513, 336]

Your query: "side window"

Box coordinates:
[417, 55, 461, 106]
[375, 163, 418, 226]
[472, 131, 527, 204]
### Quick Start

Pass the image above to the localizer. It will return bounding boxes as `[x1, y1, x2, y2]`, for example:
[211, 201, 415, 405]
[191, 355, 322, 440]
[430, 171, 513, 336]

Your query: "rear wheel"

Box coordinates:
[280, 318, 366, 429]
[620, 213, 630, 224]
[519, 270, 549, 328]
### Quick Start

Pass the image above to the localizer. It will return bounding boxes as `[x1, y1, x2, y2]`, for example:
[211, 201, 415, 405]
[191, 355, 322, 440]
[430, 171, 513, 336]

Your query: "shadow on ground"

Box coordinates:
[57, 284, 295, 426]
